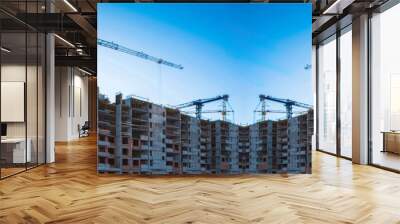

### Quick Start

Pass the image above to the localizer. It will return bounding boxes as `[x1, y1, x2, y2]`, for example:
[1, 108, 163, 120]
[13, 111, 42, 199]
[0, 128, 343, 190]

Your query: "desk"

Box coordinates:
[382, 131, 400, 154]
[1, 138, 31, 164]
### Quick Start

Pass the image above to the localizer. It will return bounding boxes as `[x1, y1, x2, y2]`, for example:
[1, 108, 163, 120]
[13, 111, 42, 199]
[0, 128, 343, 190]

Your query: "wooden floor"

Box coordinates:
[1, 136, 400, 224]
[0, 167, 26, 178]
[373, 150, 400, 171]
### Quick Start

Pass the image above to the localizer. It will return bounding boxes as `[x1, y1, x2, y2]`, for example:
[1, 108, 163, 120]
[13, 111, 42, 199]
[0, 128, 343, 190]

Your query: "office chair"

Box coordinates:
[79, 121, 90, 138]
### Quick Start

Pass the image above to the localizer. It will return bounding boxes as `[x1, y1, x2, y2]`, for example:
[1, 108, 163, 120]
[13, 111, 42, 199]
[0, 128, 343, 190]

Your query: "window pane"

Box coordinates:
[340, 28, 352, 158]
[27, 31, 38, 169]
[371, 4, 400, 171]
[0, 1, 46, 178]
[1, 31, 27, 177]
[318, 36, 337, 154]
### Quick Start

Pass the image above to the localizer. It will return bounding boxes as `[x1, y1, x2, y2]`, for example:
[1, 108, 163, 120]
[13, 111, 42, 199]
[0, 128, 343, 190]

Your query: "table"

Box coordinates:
[1, 138, 31, 164]
[382, 131, 400, 154]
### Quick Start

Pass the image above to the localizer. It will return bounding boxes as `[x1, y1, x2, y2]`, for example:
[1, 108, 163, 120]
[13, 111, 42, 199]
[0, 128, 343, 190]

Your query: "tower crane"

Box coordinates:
[97, 38, 183, 70]
[254, 109, 303, 122]
[175, 95, 232, 120]
[258, 95, 312, 119]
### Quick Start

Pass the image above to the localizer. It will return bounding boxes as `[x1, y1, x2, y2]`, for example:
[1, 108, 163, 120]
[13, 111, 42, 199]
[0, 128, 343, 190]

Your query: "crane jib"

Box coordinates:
[97, 38, 183, 70]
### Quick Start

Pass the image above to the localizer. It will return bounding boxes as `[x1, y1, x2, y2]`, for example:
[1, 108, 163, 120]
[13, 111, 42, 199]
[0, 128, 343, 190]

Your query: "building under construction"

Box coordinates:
[98, 93, 313, 174]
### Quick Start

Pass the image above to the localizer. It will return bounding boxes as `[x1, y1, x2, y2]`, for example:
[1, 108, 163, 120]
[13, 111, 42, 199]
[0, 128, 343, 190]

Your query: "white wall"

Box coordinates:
[55, 67, 89, 141]
[55, 67, 69, 141]
[71, 72, 89, 138]
[317, 37, 337, 154]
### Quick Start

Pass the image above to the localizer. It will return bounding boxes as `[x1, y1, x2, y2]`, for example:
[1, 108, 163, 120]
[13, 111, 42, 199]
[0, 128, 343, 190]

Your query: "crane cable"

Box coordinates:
[158, 64, 163, 104]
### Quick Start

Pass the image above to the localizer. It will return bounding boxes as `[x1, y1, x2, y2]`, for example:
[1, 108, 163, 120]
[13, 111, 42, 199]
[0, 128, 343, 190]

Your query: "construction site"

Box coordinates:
[96, 37, 314, 174]
[97, 93, 313, 174]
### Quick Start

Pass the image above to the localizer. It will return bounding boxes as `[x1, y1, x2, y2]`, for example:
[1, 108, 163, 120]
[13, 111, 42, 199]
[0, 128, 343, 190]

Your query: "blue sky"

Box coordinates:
[98, 3, 312, 124]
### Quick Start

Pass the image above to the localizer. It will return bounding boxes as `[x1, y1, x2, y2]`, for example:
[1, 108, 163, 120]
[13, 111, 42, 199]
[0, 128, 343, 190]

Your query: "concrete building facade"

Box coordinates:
[98, 94, 313, 174]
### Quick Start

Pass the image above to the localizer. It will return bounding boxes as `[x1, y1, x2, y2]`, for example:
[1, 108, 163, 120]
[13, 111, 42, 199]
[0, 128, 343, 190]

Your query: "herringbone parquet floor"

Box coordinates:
[1, 135, 400, 224]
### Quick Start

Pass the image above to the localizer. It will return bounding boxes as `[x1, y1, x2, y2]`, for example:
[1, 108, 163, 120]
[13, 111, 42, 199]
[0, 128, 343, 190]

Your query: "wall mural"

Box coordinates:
[97, 3, 313, 174]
